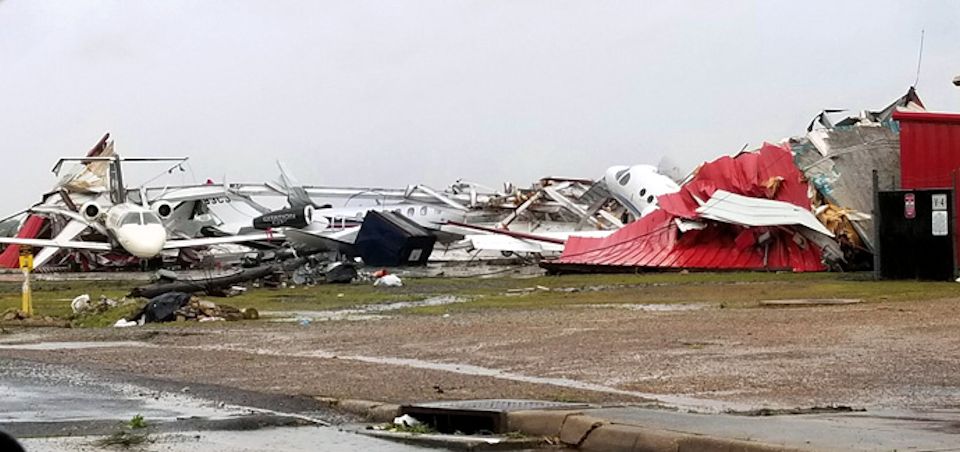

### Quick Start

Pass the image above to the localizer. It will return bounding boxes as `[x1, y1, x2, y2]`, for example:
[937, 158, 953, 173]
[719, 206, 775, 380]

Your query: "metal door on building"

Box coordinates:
[877, 189, 955, 280]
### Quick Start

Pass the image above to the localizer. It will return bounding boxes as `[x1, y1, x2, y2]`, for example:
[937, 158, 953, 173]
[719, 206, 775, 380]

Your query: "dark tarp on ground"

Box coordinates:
[355, 211, 436, 266]
[134, 292, 192, 323]
[324, 262, 358, 283]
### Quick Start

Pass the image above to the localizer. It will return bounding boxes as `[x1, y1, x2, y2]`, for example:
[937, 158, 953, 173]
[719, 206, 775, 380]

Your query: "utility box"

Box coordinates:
[354, 211, 436, 266]
[877, 189, 955, 280]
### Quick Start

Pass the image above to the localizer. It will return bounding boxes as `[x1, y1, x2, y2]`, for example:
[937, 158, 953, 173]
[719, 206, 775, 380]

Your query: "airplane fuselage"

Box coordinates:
[103, 204, 166, 258]
[604, 165, 681, 218]
[320, 203, 466, 230]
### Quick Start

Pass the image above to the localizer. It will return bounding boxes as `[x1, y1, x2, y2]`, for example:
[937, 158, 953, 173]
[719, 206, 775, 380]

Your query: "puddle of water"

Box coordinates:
[0, 359, 330, 427]
[0, 341, 153, 350]
[0, 361, 248, 423]
[263, 296, 468, 322]
[586, 303, 713, 312]
[20, 426, 434, 452]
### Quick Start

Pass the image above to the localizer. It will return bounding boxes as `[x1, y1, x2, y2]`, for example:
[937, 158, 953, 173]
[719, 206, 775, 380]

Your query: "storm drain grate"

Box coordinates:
[399, 399, 591, 434]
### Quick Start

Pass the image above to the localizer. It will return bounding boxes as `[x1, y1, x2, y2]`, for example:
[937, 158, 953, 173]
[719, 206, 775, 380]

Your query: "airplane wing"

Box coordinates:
[424, 228, 466, 245]
[32, 219, 97, 267]
[464, 234, 565, 253]
[462, 230, 614, 254]
[284, 228, 359, 256]
[162, 231, 287, 250]
[0, 218, 111, 267]
[0, 237, 112, 252]
[143, 185, 271, 213]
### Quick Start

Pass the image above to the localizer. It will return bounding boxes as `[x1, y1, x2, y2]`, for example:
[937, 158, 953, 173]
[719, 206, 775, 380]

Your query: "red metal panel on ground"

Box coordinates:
[549, 142, 826, 272]
[0, 215, 47, 268]
[895, 110, 960, 264]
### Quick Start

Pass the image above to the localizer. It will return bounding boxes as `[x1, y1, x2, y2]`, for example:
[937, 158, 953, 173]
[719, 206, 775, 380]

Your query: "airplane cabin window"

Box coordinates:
[406, 207, 415, 216]
[640, 188, 646, 196]
[120, 213, 140, 226]
[647, 195, 655, 204]
[420, 206, 428, 216]
[618, 172, 631, 186]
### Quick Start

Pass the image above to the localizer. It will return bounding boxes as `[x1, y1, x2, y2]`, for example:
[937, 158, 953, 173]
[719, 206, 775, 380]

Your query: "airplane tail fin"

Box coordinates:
[275, 160, 317, 209]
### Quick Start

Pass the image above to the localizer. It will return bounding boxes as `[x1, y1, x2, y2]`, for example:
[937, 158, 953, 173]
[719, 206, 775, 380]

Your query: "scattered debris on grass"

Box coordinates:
[112, 292, 259, 327]
[0, 309, 71, 328]
[94, 431, 150, 448]
[373, 272, 403, 287]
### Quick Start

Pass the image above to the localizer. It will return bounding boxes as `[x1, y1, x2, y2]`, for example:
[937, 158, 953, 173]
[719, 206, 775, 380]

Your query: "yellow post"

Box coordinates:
[19, 246, 33, 317]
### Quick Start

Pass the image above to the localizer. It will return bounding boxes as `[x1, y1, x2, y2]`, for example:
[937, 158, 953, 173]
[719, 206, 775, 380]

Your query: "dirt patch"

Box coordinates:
[2, 276, 960, 413]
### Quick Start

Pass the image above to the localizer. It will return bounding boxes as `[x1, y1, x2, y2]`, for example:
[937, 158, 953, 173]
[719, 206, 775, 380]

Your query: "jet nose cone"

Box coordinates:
[118, 226, 166, 258]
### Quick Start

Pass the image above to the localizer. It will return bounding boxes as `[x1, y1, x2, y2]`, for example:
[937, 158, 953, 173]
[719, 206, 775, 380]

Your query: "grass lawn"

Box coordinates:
[1, 271, 958, 326]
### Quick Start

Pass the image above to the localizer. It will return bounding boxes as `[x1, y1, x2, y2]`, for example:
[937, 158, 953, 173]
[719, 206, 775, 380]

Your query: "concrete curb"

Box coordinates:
[315, 397, 400, 423]
[320, 398, 812, 451]
[507, 411, 812, 452]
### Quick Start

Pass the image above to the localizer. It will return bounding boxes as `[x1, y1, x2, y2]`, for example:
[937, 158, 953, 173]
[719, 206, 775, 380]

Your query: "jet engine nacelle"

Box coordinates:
[80, 202, 102, 221]
[253, 205, 314, 230]
[152, 201, 174, 220]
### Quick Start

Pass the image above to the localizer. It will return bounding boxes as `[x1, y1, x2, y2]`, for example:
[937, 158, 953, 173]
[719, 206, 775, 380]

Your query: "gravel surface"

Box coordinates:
[3, 296, 960, 412]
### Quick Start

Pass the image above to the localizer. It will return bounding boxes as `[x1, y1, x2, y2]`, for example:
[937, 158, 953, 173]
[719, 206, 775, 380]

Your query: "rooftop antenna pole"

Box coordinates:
[913, 29, 925, 88]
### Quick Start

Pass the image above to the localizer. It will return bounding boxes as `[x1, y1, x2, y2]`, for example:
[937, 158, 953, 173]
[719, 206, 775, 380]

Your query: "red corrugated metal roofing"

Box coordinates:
[658, 143, 810, 219]
[0, 215, 47, 268]
[547, 143, 826, 272]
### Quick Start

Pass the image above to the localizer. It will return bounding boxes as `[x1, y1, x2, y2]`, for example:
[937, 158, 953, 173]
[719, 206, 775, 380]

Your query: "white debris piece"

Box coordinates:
[113, 319, 138, 328]
[695, 190, 835, 237]
[70, 294, 91, 314]
[374, 274, 403, 287]
[393, 414, 422, 427]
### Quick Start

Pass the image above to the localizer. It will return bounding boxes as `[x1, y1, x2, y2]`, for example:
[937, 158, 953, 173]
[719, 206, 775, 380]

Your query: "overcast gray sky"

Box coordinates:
[2, 1, 959, 213]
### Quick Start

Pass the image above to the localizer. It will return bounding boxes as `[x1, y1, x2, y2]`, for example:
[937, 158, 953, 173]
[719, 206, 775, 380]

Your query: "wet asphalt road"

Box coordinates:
[0, 357, 438, 451]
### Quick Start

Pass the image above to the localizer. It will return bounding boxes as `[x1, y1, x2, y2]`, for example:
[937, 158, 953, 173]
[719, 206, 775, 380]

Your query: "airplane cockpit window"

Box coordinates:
[618, 171, 631, 186]
[615, 168, 628, 180]
[142, 213, 162, 225]
[120, 213, 141, 226]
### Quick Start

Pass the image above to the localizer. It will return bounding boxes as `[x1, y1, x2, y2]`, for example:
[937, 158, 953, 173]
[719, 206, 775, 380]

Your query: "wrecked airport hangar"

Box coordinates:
[2, 88, 958, 280]
[542, 143, 833, 273]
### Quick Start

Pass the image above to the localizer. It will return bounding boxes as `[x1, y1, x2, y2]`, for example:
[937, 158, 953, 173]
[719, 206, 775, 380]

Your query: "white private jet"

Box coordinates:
[0, 148, 285, 268]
